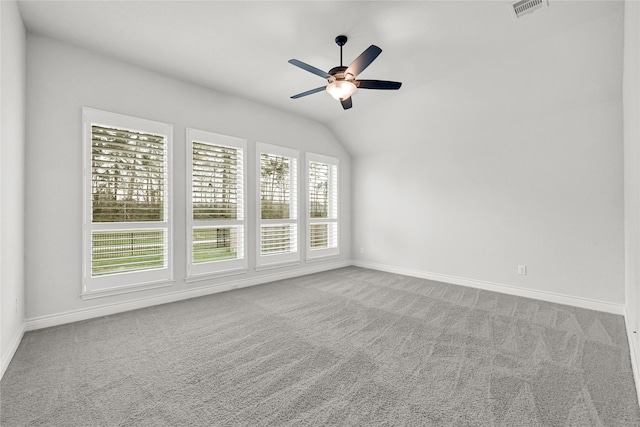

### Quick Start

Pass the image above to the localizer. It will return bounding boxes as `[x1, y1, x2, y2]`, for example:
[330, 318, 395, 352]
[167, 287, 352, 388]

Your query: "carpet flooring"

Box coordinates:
[1, 267, 639, 426]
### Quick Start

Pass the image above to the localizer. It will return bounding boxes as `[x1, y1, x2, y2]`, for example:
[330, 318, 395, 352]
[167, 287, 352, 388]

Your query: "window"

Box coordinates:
[187, 129, 247, 280]
[82, 108, 173, 296]
[256, 142, 299, 268]
[307, 153, 339, 259]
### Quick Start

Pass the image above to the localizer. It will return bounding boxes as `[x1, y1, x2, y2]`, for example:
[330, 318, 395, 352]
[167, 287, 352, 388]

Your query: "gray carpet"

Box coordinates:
[1, 267, 639, 426]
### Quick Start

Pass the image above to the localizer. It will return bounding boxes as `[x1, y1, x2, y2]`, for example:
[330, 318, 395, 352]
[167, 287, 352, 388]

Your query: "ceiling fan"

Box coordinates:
[288, 35, 402, 110]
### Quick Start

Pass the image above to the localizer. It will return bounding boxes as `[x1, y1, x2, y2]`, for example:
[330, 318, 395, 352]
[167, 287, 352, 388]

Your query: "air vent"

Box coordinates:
[510, 0, 549, 20]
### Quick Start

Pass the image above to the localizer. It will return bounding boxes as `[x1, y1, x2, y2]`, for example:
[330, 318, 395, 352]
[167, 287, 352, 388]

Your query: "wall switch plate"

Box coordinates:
[518, 265, 527, 275]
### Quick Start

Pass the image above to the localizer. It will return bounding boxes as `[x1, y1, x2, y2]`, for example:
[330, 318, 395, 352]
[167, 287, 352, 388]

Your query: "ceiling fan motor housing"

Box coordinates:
[327, 66, 354, 82]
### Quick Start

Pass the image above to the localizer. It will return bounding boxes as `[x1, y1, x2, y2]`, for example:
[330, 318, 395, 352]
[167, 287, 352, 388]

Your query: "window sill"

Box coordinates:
[80, 279, 175, 300]
[305, 253, 340, 263]
[185, 268, 249, 284]
[254, 260, 301, 272]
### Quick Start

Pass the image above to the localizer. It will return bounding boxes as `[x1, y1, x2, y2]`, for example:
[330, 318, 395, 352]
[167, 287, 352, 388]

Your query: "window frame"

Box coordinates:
[82, 108, 174, 298]
[255, 142, 300, 269]
[306, 153, 339, 260]
[186, 128, 248, 282]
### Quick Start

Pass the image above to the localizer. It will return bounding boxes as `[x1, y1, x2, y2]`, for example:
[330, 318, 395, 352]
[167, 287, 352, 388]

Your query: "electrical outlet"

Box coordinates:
[518, 265, 527, 275]
[15, 298, 18, 314]
[360, 247, 364, 254]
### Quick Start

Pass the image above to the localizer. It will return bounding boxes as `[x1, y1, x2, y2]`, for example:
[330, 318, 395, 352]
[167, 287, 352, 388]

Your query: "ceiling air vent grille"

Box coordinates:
[510, 0, 549, 20]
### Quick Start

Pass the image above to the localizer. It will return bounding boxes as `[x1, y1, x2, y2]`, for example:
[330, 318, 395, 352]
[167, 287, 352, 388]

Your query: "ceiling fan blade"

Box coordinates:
[291, 86, 326, 99]
[346, 45, 382, 77]
[356, 80, 402, 90]
[341, 97, 352, 110]
[288, 59, 330, 79]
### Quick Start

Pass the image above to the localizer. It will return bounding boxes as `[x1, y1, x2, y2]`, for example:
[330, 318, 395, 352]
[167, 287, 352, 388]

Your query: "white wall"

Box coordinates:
[336, 5, 625, 307]
[1, 0, 26, 377]
[623, 0, 640, 385]
[25, 34, 351, 322]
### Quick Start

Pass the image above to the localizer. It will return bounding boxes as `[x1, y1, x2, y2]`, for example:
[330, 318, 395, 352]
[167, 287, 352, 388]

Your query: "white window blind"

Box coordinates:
[187, 129, 247, 280]
[256, 142, 299, 268]
[307, 153, 339, 259]
[83, 108, 173, 297]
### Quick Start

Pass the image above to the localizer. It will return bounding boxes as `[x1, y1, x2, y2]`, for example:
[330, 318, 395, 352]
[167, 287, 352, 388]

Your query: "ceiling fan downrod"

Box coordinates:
[335, 35, 347, 67]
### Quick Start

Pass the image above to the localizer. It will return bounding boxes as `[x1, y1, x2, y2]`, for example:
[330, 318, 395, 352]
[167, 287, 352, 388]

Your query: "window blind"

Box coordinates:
[260, 225, 296, 254]
[260, 153, 292, 220]
[187, 129, 247, 278]
[309, 161, 329, 219]
[307, 155, 339, 257]
[92, 125, 166, 222]
[83, 108, 173, 296]
[256, 143, 299, 266]
[192, 142, 241, 221]
[90, 125, 169, 277]
[92, 229, 166, 276]
[309, 223, 338, 249]
[192, 226, 240, 264]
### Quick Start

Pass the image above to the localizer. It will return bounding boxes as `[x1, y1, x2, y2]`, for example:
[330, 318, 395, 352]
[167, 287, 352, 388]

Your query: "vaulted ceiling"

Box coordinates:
[17, 1, 623, 153]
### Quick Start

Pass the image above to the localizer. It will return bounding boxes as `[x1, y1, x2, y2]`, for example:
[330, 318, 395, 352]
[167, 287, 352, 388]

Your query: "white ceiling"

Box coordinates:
[17, 1, 622, 126]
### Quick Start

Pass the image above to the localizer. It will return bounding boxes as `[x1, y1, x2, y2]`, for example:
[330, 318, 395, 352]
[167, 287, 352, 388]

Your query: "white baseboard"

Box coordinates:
[24, 259, 624, 332]
[25, 260, 351, 332]
[624, 305, 640, 408]
[1, 322, 25, 380]
[352, 260, 624, 315]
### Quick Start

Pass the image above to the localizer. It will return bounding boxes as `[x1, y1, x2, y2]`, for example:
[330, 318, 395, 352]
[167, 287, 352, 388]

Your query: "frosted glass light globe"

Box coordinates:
[326, 80, 356, 101]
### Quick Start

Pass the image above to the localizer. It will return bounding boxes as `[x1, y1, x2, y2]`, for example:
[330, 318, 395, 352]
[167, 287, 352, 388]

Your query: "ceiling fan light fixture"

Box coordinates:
[326, 80, 356, 101]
